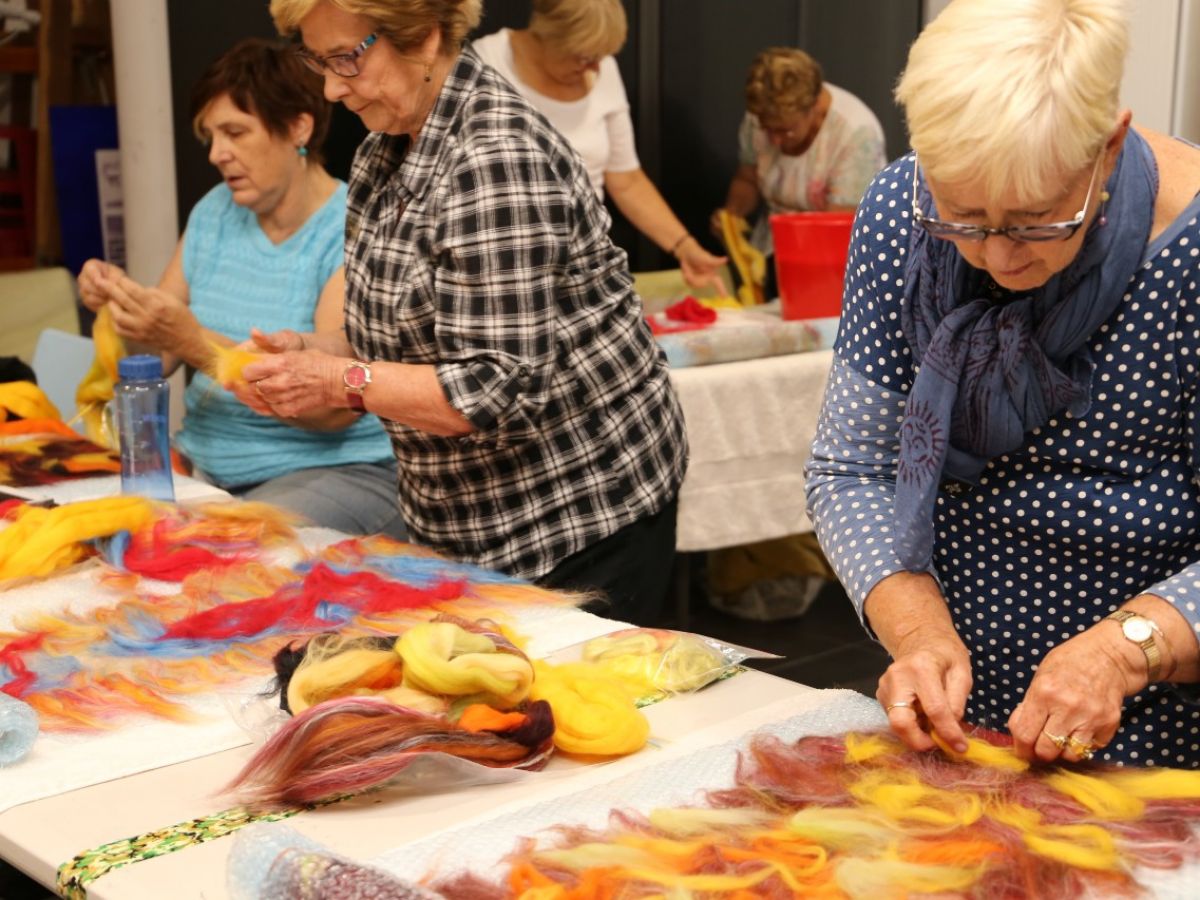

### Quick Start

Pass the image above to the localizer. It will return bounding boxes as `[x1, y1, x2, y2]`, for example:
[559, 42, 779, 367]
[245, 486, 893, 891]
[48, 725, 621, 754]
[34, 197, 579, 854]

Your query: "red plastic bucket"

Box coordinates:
[770, 212, 854, 320]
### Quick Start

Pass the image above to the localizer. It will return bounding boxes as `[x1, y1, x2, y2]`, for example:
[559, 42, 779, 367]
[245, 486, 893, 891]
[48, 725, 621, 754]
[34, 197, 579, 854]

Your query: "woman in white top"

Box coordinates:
[715, 47, 887, 257]
[473, 0, 726, 294]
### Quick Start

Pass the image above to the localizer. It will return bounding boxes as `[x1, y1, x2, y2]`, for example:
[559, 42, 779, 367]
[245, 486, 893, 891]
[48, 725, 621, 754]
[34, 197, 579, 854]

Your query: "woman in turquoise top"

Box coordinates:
[78, 39, 403, 538]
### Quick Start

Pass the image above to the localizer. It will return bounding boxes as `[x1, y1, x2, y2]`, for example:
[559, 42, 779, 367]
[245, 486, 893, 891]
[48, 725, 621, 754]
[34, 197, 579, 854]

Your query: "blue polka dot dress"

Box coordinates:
[806, 153, 1200, 767]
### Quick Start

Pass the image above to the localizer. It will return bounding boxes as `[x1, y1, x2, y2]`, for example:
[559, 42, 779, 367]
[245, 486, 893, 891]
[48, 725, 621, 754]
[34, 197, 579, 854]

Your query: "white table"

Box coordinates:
[669, 349, 833, 553]
[0, 666, 821, 898]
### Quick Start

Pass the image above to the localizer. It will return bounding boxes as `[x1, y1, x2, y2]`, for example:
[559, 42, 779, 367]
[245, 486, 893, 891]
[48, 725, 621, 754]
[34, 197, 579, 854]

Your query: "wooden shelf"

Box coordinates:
[0, 45, 38, 74]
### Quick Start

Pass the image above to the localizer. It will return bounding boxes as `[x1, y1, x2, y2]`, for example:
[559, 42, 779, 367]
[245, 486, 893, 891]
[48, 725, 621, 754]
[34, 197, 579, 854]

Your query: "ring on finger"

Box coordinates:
[885, 700, 914, 714]
[1043, 729, 1069, 751]
[1067, 735, 1099, 760]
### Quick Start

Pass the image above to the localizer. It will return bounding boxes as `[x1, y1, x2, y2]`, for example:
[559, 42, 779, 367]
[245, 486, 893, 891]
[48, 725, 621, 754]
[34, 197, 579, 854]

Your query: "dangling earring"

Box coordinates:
[297, 145, 308, 159]
[423, 64, 432, 83]
[1099, 188, 1110, 227]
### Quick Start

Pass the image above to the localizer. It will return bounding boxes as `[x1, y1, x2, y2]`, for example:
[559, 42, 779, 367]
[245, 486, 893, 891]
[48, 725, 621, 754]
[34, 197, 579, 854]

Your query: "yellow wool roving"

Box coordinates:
[529, 660, 649, 757]
[396, 621, 533, 707]
[0, 381, 61, 422]
[849, 768, 984, 834]
[75, 305, 126, 447]
[930, 729, 1031, 773]
[286, 634, 447, 716]
[989, 803, 1120, 871]
[580, 628, 730, 697]
[0, 496, 155, 582]
[208, 342, 263, 388]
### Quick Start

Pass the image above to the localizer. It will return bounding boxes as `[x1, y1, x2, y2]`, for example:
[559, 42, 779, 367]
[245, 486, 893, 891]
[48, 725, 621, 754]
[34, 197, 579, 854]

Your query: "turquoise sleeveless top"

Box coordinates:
[176, 182, 393, 488]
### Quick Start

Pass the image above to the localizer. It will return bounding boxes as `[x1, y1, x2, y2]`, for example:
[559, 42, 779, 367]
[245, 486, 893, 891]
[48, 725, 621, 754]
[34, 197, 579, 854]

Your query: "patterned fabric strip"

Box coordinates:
[55, 804, 306, 899]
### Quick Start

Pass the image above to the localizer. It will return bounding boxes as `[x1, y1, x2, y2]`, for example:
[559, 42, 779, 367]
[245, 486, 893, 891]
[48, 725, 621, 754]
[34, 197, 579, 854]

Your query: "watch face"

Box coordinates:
[345, 364, 368, 390]
[1123, 618, 1153, 642]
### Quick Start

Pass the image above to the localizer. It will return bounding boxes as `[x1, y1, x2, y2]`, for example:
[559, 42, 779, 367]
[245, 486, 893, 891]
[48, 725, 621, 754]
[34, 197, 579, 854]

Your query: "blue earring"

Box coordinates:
[297, 145, 308, 158]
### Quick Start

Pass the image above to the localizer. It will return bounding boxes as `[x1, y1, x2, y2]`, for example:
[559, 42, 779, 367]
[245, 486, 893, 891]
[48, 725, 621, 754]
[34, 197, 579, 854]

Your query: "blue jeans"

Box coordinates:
[235, 460, 407, 540]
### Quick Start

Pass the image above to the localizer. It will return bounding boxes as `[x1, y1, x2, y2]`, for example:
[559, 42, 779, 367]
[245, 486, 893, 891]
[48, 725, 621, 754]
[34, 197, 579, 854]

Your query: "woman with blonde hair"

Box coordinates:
[246, 0, 688, 625]
[806, 0, 1200, 767]
[714, 47, 885, 265]
[473, 0, 727, 295]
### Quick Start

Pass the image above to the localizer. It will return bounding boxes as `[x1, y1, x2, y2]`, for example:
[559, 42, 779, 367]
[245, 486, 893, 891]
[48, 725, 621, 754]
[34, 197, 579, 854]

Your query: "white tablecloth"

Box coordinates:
[669, 349, 833, 552]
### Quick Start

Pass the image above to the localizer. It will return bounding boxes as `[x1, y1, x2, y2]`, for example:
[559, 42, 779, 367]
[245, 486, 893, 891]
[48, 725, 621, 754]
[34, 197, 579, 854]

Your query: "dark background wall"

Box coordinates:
[167, 0, 921, 270]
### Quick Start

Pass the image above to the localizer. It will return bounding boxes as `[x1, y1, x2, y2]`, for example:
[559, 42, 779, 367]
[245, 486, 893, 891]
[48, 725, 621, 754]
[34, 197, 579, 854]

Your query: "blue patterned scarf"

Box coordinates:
[895, 129, 1156, 570]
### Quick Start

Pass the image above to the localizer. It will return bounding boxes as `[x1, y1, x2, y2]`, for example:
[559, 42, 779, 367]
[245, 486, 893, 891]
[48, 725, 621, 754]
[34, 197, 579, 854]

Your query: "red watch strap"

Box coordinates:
[346, 390, 365, 411]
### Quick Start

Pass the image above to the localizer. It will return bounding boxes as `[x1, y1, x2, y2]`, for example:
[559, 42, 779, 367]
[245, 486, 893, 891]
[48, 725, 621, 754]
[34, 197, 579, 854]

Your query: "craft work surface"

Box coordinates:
[0, 525, 625, 817]
[0, 473, 228, 506]
[669, 348, 833, 551]
[0, 659, 808, 898]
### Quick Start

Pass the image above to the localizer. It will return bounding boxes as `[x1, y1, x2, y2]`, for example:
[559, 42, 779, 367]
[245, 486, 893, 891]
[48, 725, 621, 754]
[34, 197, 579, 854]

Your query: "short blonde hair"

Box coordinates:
[745, 48, 823, 122]
[896, 0, 1129, 204]
[528, 0, 627, 60]
[269, 0, 482, 54]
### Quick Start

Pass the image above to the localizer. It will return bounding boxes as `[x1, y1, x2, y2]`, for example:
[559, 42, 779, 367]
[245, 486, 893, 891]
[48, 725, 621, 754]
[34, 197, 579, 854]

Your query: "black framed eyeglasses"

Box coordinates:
[910, 152, 1103, 243]
[297, 33, 377, 78]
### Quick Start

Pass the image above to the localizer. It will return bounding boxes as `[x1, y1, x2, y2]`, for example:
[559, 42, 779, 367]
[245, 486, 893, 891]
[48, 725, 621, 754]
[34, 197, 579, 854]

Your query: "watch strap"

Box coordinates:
[1105, 610, 1163, 682]
[342, 360, 371, 412]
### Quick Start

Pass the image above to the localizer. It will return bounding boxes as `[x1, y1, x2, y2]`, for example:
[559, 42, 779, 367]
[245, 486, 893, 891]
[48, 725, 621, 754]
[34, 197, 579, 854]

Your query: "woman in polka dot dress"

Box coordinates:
[805, 0, 1200, 768]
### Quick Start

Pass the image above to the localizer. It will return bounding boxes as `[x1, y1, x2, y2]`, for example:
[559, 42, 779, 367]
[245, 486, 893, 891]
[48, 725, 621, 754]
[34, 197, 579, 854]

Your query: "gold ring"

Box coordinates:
[1043, 730, 1068, 750]
[885, 701, 913, 713]
[1067, 736, 1098, 761]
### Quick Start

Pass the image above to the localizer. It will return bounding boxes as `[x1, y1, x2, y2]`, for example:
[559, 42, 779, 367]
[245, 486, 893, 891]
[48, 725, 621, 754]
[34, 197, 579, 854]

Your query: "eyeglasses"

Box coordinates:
[910, 152, 1103, 243]
[297, 33, 377, 78]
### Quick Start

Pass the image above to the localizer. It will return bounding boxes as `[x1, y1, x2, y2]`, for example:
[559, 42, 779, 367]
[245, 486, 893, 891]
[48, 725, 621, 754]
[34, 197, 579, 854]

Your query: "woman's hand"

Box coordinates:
[77, 259, 127, 312]
[677, 240, 729, 295]
[1008, 621, 1148, 764]
[243, 327, 306, 354]
[101, 272, 199, 354]
[876, 622, 973, 753]
[235, 348, 344, 419]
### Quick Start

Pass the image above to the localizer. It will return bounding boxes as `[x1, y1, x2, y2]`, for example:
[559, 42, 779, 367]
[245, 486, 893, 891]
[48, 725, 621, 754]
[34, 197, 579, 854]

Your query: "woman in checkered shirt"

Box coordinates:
[238, 0, 688, 625]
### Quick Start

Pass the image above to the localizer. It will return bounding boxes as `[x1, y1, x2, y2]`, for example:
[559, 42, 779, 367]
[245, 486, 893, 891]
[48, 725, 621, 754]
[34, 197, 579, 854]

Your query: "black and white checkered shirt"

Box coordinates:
[342, 46, 687, 580]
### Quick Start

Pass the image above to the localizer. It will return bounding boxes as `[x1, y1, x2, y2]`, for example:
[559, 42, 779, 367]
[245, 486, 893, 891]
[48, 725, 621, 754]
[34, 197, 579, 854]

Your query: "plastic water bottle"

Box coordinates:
[114, 354, 176, 502]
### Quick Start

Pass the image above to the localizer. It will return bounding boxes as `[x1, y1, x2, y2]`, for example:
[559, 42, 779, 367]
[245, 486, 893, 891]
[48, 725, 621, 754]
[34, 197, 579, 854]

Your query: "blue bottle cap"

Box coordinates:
[117, 354, 164, 380]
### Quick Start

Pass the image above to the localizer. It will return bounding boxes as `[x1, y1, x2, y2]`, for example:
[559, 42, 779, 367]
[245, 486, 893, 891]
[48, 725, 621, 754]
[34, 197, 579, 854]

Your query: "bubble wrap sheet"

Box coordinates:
[364, 688, 1200, 900]
[372, 688, 884, 883]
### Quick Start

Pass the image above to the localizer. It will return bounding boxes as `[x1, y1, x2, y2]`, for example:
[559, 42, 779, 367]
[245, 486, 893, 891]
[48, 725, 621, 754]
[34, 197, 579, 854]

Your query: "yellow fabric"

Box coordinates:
[74, 306, 126, 448]
[0, 381, 62, 422]
[0, 496, 155, 582]
[717, 210, 766, 306]
[529, 660, 649, 756]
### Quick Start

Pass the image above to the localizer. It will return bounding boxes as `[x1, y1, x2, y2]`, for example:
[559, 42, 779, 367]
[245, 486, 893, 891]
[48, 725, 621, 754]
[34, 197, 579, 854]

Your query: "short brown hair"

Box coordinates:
[270, 0, 482, 55]
[189, 38, 331, 162]
[745, 47, 823, 122]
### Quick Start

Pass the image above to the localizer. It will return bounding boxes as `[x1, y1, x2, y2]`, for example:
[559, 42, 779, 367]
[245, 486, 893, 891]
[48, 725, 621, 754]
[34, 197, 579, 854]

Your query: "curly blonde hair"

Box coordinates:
[269, 0, 482, 53]
[896, 0, 1129, 204]
[744, 48, 823, 122]
[528, 0, 627, 59]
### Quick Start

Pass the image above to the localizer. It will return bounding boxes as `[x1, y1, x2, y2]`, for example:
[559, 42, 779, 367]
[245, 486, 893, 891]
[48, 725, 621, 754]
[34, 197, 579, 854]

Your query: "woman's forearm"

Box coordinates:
[605, 168, 691, 253]
[343, 359, 473, 437]
[863, 570, 957, 657]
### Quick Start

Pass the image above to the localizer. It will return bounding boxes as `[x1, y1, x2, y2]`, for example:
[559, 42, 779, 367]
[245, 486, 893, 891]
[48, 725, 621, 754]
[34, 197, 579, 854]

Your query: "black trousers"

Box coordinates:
[538, 496, 679, 627]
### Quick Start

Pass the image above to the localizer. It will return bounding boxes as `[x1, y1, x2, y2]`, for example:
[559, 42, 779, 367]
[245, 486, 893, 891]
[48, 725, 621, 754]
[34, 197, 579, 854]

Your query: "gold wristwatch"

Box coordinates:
[1105, 610, 1164, 682]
